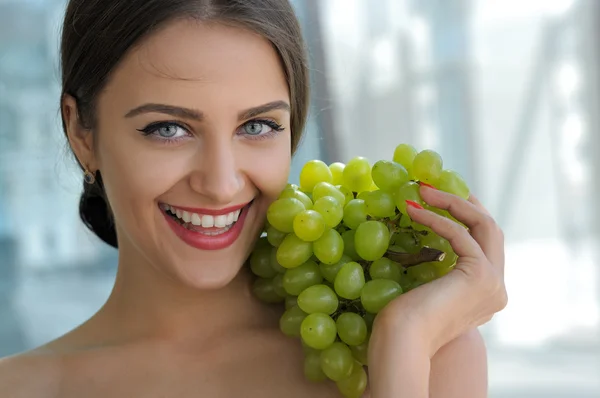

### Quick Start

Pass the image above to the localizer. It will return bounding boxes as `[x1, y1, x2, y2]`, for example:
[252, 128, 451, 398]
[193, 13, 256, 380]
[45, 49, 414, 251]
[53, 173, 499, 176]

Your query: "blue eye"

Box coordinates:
[240, 119, 284, 139]
[244, 122, 266, 136]
[156, 124, 182, 138]
[138, 121, 190, 142]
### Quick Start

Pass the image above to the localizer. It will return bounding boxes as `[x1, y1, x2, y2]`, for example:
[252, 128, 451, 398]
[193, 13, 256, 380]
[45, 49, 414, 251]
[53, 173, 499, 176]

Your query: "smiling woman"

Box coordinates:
[0, 0, 507, 397]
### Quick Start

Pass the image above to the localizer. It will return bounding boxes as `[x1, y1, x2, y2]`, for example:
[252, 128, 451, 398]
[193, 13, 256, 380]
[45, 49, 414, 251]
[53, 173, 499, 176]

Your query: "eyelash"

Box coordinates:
[137, 119, 285, 144]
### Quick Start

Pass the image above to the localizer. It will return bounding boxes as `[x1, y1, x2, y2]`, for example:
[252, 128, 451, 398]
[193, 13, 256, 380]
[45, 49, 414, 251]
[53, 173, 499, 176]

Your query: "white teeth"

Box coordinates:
[202, 215, 214, 228]
[191, 213, 202, 226]
[214, 215, 227, 228]
[167, 205, 246, 229]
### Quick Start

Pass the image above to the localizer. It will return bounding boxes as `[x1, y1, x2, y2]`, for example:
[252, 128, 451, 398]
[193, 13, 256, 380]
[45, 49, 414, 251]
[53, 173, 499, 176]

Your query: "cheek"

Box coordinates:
[246, 140, 291, 203]
[95, 131, 189, 224]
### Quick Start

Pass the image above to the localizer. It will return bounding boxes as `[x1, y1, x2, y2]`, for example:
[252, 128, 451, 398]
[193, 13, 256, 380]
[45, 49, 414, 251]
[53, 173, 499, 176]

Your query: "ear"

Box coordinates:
[62, 94, 97, 171]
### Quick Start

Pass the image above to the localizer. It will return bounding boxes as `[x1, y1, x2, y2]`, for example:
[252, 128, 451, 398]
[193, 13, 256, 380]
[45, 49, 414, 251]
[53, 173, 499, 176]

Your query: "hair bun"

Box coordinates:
[79, 172, 118, 248]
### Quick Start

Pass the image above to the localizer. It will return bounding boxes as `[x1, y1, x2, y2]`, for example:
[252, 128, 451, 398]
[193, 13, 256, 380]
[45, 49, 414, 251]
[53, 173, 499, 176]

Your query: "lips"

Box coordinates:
[161, 203, 243, 230]
[160, 201, 253, 250]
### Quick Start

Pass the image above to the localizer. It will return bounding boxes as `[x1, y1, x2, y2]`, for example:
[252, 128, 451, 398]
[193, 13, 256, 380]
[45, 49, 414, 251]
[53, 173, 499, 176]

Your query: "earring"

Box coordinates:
[83, 168, 96, 185]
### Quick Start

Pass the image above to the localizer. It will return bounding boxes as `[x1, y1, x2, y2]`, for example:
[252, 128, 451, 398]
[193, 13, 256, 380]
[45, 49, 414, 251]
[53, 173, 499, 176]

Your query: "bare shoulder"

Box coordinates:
[0, 351, 61, 398]
[430, 328, 488, 398]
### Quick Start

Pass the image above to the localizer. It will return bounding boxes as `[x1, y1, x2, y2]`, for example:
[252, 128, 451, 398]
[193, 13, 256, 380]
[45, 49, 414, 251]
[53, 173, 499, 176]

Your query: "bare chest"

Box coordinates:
[54, 337, 344, 398]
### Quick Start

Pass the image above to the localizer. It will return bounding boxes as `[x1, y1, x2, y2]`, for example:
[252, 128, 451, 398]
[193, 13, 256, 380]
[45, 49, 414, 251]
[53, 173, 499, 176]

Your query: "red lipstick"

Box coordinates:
[161, 201, 252, 251]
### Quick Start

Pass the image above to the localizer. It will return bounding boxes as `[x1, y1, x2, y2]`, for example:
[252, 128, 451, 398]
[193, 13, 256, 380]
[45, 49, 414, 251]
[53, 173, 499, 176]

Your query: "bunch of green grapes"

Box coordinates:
[249, 143, 470, 398]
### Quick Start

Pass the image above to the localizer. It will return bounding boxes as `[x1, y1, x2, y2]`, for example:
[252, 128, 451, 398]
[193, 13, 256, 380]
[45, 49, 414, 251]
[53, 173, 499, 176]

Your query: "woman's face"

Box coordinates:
[72, 20, 292, 289]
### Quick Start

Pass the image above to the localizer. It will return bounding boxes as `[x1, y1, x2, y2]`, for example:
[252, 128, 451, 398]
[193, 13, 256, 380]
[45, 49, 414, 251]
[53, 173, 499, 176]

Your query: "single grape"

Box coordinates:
[354, 221, 390, 261]
[398, 272, 415, 292]
[313, 229, 344, 265]
[285, 295, 298, 309]
[371, 160, 409, 192]
[341, 230, 360, 260]
[430, 260, 455, 277]
[356, 190, 370, 201]
[304, 349, 327, 382]
[336, 361, 368, 398]
[312, 182, 346, 207]
[266, 224, 286, 247]
[334, 262, 365, 300]
[393, 181, 424, 215]
[392, 232, 420, 254]
[369, 257, 402, 283]
[412, 149, 443, 185]
[252, 278, 285, 304]
[362, 313, 376, 331]
[398, 213, 413, 228]
[278, 187, 314, 210]
[336, 185, 355, 206]
[392, 143, 418, 176]
[313, 196, 344, 229]
[282, 260, 323, 296]
[329, 162, 345, 186]
[342, 157, 372, 193]
[364, 190, 396, 218]
[293, 210, 326, 242]
[319, 254, 352, 283]
[272, 273, 286, 297]
[279, 305, 308, 337]
[420, 231, 452, 252]
[249, 245, 277, 278]
[299, 160, 333, 193]
[277, 233, 313, 268]
[269, 248, 287, 273]
[407, 262, 438, 284]
[300, 313, 337, 350]
[343, 199, 367, 229]
[361, 279, 402, 313]
[336, 312, 368, 346]
[438, 169, 470, 199]
[320, 342, 354, 381]
[267, 197, 305, 233]
[298, 284, 339, 314]
[350, 341, 369, 366]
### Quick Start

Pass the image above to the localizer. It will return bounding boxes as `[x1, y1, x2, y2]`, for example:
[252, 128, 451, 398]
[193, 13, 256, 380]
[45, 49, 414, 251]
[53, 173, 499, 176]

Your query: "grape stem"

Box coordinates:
[386, 247, 446, 267]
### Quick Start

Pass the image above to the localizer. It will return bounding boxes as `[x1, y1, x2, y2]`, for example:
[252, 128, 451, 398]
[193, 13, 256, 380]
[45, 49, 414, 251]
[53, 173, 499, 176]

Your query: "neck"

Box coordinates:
[86, 244, 277, 347]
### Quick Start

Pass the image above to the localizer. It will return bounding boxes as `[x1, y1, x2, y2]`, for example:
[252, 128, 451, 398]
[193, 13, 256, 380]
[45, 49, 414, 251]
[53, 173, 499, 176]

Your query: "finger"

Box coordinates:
[468, 194, 491, 216]
[420, 186, 504, 271]
[406, 203, 485, 260]
[467, 194, 505, 272]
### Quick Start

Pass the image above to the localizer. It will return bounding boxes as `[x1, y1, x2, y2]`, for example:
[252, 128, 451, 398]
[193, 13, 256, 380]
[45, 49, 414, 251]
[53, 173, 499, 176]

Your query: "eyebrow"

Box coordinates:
[124, 100, 290, 121]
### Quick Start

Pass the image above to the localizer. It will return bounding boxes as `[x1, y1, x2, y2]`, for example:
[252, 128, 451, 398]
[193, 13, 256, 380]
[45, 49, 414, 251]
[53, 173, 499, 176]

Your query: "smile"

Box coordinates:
[159, 201, 253, 250]
[162, 204, 242, 234]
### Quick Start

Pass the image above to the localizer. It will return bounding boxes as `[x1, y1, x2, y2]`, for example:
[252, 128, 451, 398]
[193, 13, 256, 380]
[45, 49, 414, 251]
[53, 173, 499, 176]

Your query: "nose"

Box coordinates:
[189, 138, 245, 205]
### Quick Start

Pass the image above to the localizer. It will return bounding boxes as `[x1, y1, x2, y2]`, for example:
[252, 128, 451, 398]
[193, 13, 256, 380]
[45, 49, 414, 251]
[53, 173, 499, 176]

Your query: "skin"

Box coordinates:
[0, 20, 505, 398]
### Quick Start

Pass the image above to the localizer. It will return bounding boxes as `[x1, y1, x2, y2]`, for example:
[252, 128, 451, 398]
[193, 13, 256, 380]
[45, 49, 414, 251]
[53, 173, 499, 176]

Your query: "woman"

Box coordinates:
[0, 0, 507, 397]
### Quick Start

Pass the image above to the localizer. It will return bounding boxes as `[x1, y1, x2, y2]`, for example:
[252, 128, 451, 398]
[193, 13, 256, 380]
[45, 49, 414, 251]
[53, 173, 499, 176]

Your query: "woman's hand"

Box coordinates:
[368, 184, 507, 397]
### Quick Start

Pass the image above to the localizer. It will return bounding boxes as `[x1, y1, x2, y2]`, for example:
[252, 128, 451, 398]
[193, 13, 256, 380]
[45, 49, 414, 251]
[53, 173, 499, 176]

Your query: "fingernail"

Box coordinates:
[406, 200, 424, 210]
[418, 182, 437, 190]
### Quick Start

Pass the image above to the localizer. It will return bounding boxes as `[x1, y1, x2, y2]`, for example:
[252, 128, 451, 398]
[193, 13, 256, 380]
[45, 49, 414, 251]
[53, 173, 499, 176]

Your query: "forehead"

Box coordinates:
[100, 20, 290, 116]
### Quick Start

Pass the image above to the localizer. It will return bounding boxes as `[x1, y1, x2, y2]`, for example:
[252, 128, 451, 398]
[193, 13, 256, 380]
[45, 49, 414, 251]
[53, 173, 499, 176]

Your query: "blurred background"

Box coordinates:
[1, 0, 599, 396]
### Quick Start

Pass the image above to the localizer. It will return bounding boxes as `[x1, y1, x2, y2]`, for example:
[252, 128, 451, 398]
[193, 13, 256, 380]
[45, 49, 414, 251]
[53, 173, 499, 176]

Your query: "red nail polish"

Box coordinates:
[418, 182, 437, 190]
[406, 200, 424, 210]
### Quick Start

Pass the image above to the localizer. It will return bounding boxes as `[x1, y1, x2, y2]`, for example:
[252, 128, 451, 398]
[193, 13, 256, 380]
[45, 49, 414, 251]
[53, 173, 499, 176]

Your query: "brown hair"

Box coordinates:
[59, 0, 310, 248]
